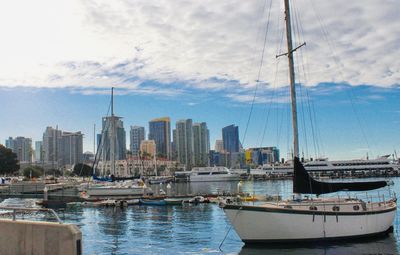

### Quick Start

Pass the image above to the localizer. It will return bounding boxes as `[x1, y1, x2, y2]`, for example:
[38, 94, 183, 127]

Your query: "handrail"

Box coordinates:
[0, 206, 63, 224]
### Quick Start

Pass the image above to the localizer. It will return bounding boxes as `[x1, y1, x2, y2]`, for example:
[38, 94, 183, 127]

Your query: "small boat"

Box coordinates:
[148, 176, 174, 184]
[139, 199, 167, 206]
[126, 199, 140, 205]
[188, 196, 209, 204]
[164, 198, 183, 205]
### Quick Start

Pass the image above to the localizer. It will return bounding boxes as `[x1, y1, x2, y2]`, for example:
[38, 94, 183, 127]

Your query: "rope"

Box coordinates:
[219, 206, 242, 251]
[241, 0, 273, 146]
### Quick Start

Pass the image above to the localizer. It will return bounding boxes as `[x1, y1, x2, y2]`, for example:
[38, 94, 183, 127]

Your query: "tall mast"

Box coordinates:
[110, 87, 116, 176]
[284, 0, 299, 159]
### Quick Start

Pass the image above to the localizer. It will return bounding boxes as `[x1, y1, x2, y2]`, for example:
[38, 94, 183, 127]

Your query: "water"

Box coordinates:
[2, 178, 400, 254]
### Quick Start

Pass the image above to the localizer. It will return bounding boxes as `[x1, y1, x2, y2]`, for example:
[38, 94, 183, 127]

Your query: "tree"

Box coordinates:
[73, 163, 93, 176]
[0, 144, 19, 175]
[23, 166, 44, 178]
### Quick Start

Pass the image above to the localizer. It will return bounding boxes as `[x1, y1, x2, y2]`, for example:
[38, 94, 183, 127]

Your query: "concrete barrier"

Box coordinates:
[0, 219, 82, 255]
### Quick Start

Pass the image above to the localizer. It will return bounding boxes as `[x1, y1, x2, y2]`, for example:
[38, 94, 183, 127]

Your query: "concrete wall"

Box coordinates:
[0, 219, 82, 255]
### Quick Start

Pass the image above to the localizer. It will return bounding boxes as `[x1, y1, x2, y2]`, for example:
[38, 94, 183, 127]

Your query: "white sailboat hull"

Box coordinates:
[224, 205, 396, 243]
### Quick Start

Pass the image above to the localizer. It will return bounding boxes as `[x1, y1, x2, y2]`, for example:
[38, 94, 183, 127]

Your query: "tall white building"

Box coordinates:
[130, 126, 145, 156]
[34, 141, 43, 163]
[59, 131, 83, 166]
[5, 136, 32, 163]
[174, 119, 194, 170]
[192, 122, 210, 166]
[98, 117, 126, 160]
[42, 126, 83, 168]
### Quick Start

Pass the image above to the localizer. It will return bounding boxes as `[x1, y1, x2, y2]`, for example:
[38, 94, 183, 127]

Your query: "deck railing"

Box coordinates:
[0, 206, 63, 224]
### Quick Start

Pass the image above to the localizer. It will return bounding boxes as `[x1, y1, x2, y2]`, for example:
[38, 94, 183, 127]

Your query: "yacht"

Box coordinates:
[189, 166, 241, 182]
[252, 156, 399, 178]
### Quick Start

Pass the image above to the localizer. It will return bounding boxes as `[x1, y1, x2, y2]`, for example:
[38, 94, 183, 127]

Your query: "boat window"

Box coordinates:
[332, 206, 340, 212]
[284, 205, 292, 209]
[353, 205, 360, 211]
[309, 206, 317, 211]
[197, 172, 210, 175]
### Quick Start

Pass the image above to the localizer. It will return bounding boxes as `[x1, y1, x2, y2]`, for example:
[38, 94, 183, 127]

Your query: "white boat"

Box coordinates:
[85, 180, 148, 197]
[189, 166, 241, 182]
[222, 0, 396, 244]
[251, 156, 399, 178]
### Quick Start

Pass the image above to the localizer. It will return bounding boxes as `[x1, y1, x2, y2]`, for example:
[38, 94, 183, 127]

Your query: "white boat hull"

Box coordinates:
[224, 205, 396, 243]
[86, 187, 145, 197]
[190, 175, 241, 182]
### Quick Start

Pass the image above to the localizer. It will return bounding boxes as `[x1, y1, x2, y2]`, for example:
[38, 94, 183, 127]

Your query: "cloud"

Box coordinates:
[0, 0, 399, 101]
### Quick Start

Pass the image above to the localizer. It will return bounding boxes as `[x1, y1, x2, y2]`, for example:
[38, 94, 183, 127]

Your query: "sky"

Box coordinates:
[0, 0, 399, 160]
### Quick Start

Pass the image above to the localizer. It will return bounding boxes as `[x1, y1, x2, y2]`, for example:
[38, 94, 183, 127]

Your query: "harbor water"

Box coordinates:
[2, 178, 400, 255]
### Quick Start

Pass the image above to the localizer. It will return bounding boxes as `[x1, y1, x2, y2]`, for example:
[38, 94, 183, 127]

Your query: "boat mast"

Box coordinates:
[110, 87, 116, 176]
[284, 0, 299, 159]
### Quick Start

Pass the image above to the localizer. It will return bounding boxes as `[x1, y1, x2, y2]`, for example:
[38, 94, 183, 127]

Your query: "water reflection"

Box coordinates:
[4, 178, 400, 254]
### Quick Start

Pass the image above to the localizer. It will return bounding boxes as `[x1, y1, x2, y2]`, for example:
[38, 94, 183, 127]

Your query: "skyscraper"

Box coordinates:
[192, 122, 210, 166]
[59, 131, 83, 166]
[43, 127, 62, 164]
[130, 126, 145, 156]
[174, 119, 194, 169]
[148, 117, 171, 159]
[222, 125, 239, 153]
[98, 117, 126, 161]
[35, 141, 43, 163]
[5, 136, 32, 163]
[42, 127, 83, 167]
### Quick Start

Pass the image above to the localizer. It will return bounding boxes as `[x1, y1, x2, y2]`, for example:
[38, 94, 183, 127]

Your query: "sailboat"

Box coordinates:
[84, 88, 151, 198]
[222, 0, 397, 243]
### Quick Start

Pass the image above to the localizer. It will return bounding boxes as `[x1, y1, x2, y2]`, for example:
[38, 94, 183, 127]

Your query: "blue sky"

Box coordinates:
[0, 0, 399, 160]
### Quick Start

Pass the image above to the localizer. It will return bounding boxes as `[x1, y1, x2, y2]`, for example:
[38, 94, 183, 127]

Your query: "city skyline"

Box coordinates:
[1, 85, 399, 161]
[0, 1, 399, 160]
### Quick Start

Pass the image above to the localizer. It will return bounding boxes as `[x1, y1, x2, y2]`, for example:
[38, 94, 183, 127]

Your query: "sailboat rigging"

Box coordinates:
[222, 0, 396, 243]
[82, 87, 150, 198]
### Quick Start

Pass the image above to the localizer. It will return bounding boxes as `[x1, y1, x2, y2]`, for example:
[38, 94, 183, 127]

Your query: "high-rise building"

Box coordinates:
[174, 119, 194, 169]
[222, 125, 239, 153]
[59, 131, 83, 166]
[98, 117, 126, 160]
[42, 127, 83, 167]
[5, 136, 32, 163]
[35, 141, 43, 163]
[214, 139, 223, 152]
[140, 140, 156, 157]
[130, 126, 145, 156]
[192, 122, 210, 166]
[43, 127, 62, 164]
[148, 117, 171, 159]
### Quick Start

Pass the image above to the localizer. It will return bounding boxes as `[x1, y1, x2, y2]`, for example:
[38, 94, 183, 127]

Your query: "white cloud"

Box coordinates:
[0, 0, 399, 100]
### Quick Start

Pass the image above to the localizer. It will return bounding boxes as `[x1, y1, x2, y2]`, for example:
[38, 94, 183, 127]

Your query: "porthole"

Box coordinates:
[332, 206, 340, 212]
[353, 205, 360, 211]
[309, 206, 318, 211]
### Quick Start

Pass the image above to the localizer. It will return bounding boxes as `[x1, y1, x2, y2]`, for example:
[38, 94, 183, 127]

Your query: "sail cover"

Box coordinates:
[293, 157, 387, 195]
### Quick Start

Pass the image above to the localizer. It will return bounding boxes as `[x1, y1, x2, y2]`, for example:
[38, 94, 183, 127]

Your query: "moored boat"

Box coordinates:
[189, 166, 241, 182]
[222, 0, 396, 244]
